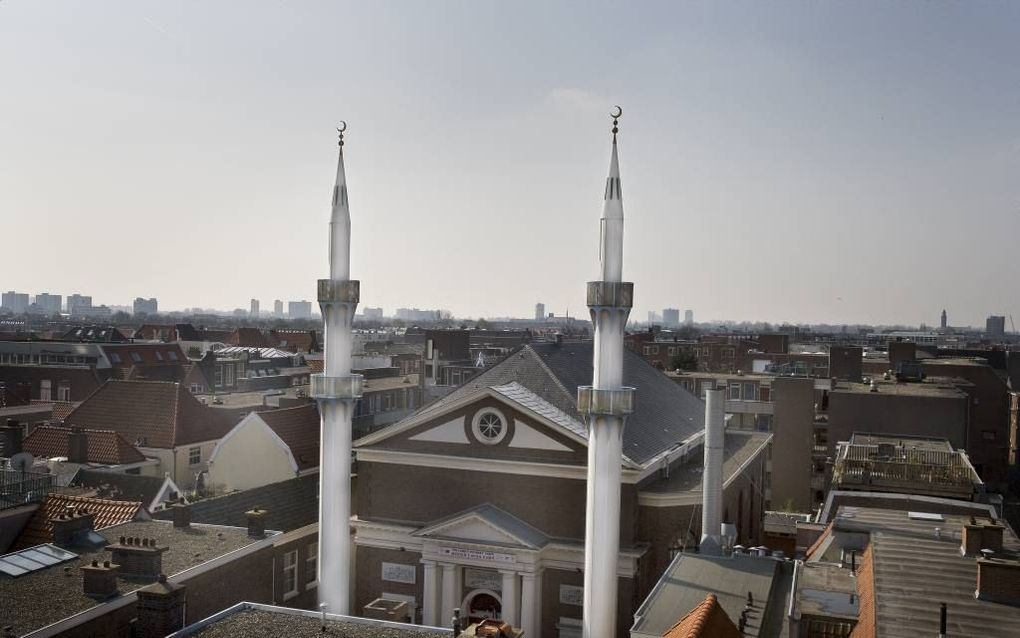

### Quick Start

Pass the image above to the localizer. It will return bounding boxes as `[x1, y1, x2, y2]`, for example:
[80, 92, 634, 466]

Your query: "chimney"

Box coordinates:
[135, 574, 186, 638]
[700, 388, 726, 555]
[938, 602, 947, 638]
[245, 507, 267, 538]
[170, 502, 191, 529]
[961, 518, 1004, 557]
[67, 426, 89, 464]
[108, 536, 167, 578]
[1, 419, 23, 456]
[976, 555, 1020, 607]
[81, 559, 120, 599]
[52, 508, 96, 547]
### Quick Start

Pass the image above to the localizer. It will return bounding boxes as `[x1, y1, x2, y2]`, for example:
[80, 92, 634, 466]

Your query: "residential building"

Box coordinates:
[662, 308, 680, 327]
[1, 291, 29, 314]
[250, 298, 259, 316]
[987, 315, 1007, 338]
[69, 468, 183, 514]
[396, 308, 441, 322]
[207, 404, 320, 492]
[362, 307, 384, 320]
[67, 294, 93, 315]
[21, 425, 158, 476]
[535, 303, 545, 321]
[684, 309, 693, 326]
[274, 299, 284, 317]
[288, 300, 313, 319]
[0, 364, 103, 403]
[350, 342, 771, 636]
[133, 297, 158, 316]
[62, 380, 236, 489]
[62, 325, 129, 342]
[33, 293, 62, 315]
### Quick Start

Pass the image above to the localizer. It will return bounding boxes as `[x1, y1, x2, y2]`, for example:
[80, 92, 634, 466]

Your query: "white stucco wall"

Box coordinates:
[206, 415, 297, 492]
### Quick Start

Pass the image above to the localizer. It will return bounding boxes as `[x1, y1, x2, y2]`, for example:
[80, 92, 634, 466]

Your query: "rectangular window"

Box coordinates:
[306, 542, 318, 586]
[110, 353, 122, 364]
[57, 382, 71, 402]
[728, 383, 741, 400]
[225, 365, 235, 386]
[130, 352, 142, 363]
[743, 383, 756, 401]
[215, 367, 223, 386]
[167, 351, 178, 361]
[282, 550, 298, 599]
[39, 380, 52, 401]
[759, 387, 771, 402]
[154, 351, 163, 362]
[188, 446, 201, 465]
[190, 384, 200, 393]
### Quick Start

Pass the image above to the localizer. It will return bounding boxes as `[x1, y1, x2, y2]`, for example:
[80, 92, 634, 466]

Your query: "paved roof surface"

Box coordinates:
[152, 474, 319, 532]
[414, 342, 705, 466]
[662, 593, 741, 638]
[256, 404, 320, 471]
[185, 607, 448, 637]
[64, 380, 235, 448]
[834, 506, 1020, 637]
[0, 519, 256, 636]
[14, 492, 143, 549]
[632, 552, 782, 638]
[23, 425, 146, 465]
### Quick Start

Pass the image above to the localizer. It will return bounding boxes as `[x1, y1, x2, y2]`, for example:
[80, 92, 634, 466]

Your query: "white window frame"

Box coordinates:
[57, 382, 71, 402]
[471, 407, 508, 445]
[188, 446, 201, 465]
[728, 383, 741, 400]
[282, 550, 299, 600]
[306, 542, 318, 588]
[39, 379, 52, 401]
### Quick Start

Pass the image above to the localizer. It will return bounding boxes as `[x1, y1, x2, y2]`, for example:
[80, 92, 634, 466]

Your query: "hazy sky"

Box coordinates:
[1, 2, 1017, 327]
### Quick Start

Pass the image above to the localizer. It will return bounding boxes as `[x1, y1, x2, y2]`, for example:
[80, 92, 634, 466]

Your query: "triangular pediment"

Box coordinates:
[413, 504, 549, 549]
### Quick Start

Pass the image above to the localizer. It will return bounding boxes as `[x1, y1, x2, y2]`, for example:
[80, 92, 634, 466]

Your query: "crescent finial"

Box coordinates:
[611, 105, 622, 119]
[336, 121, 347, 147]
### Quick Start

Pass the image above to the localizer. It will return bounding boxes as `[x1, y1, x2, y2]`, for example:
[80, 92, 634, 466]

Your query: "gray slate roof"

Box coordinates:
[153, 474, 318, 532]
[417, 342, 705, 466]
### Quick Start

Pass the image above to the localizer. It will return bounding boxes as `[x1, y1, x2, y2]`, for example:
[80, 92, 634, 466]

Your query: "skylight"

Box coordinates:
[0, 544, 77, 578]
[908, 511, 944, 522]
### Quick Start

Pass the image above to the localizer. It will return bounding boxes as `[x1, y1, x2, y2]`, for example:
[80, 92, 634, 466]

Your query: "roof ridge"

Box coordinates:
[520, 345, 578, 410]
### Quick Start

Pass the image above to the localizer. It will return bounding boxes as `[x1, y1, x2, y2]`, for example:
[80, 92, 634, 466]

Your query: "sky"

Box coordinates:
[1, 1, 1018, 327]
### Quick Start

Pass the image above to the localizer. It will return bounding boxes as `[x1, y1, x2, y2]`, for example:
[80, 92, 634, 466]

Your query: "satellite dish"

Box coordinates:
[9, 452, 33, 473]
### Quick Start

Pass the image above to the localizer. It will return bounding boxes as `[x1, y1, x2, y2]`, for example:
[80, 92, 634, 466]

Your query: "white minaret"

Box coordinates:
[578, 107, 635, 638]
[312, 122, 363, 615]
[700, 387, 726, 555]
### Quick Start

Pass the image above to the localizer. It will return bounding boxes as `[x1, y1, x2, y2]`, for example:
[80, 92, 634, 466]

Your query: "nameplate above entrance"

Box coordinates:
[439, 546, 515, 564]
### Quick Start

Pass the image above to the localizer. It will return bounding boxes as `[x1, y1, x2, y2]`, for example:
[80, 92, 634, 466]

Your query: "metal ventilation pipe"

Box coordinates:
[701, 388, 726, 555]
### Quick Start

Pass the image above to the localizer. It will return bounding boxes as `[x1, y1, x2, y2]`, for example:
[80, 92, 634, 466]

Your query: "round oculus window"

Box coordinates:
[471, 408, 507, 445]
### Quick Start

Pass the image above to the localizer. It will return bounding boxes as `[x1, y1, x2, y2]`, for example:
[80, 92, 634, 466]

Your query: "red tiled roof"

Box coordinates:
[257, 404, 320, 471]
[51, 401, 77, 421]
[307, 359, 324, 374]
[662, 593, 741, 638]
[23, 425, 146, 464]
[64, 380, 235, 448]
[228, 327, 272, 348]
[269, 330, 318, 352]
[15, 493, 142, 549]
[849, 544, 876, 638]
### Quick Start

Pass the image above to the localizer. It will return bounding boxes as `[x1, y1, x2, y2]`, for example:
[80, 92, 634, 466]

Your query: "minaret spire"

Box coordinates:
[578, 106, 635, 638]
[313, 121, 363, 616]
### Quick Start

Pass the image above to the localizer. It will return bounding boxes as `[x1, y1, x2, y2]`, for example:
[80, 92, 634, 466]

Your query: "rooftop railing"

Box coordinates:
[0, 469, 54, 509]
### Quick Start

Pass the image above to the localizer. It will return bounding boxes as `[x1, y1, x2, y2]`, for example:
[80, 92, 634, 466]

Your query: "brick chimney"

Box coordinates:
[245, 507, 267, 538]
[108, 536, 167, 578]
[135, 574, 186, 638]
[961, 517, 1005, 557]
[170, 502, 191, 529]
[52, 508, 96, 547]
[67, 426, 89, 464]
[81, 559, 120, 599]
[977, 557, 1020, 606]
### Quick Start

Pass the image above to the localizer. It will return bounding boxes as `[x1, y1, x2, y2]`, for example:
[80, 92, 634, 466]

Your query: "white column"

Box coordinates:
[700, 388, 726, 555]
[422, 560, 439, 627]
[520, 570, 542, 637]
[582, 415, 623, 638]
[440, 562, 458, 627]
[501, 570, 519, 628]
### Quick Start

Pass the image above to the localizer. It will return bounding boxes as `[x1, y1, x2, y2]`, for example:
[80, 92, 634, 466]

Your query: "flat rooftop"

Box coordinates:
[831, 380, 965, 398]
[179, 605, 449, 637]
[0, 520, 260, 636]
[846, 433, 954, 452]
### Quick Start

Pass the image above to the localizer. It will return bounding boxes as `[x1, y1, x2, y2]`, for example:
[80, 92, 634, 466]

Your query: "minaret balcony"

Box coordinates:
[586, 281, 633, 309]
[311, 373, 364, 401]
[577, 386, 636, 417]
[318, 279, 361, 304]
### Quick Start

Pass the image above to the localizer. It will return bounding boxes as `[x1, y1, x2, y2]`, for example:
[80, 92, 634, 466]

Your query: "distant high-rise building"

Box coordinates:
[941, 309, 947, 329]
[274, 299, 284, 317]
[67, 294, 93, 315]
[662, 308, 680, 327]
[250, 298, 260, 316]
[1, 291, 29, 314]
[395, 308, 441, 322]
[288, 300, 313, 319]
[34, 293, 62, 315]
[684, 309, 694, 326]
[535, 302, 545, 321]
[986, 315, 1006, 338]
[647, 310, 661, 324]
[133, 297, 158, 315]
[362, 307, 384, 320]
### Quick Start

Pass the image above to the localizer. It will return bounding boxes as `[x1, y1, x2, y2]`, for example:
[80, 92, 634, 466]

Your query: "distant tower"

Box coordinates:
[940, 309, 947, 329]
[685, 309, 694, 326]
[250, 299, 260, 317]
[311, 123, 362, 615]
[578, 107, 634, 638]
[535, 302, 545, 321]
[273, 299, 284, 317]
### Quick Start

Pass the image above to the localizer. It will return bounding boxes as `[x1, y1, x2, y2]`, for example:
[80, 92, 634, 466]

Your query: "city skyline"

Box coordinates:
[2, 2, 1018, 326]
